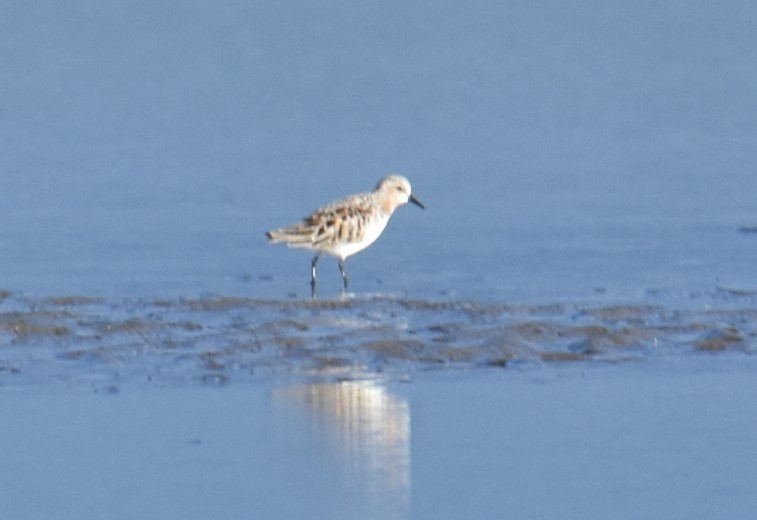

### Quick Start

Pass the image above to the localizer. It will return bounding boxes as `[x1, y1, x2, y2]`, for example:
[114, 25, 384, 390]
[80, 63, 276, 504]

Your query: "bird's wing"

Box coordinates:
[267, 193, 377, 248]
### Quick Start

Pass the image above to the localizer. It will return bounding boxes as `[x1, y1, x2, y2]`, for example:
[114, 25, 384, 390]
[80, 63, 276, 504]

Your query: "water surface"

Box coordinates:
[2, 1, 757, 518]
[2, 0, 756, 302]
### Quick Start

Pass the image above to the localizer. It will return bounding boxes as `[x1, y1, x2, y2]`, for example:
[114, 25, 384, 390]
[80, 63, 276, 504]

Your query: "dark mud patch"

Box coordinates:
[693, 329, 744, 352]
[0, 312, 72, 338]
[737, 226, 757, 235]
[43, 296, 106, 306]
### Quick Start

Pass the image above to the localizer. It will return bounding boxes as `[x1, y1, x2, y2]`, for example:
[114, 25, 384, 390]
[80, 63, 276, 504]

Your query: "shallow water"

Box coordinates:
[2, 0, 757, 302]
[2, 1, 757, 518]
[2, 361, 757, 520]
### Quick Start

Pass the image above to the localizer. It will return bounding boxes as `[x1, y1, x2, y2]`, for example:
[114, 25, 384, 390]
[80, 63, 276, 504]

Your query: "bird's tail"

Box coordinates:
[265, 227, 315, 246]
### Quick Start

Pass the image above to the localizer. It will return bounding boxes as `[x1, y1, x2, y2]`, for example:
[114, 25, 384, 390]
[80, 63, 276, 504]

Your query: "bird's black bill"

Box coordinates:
[409, 194, 425, 209]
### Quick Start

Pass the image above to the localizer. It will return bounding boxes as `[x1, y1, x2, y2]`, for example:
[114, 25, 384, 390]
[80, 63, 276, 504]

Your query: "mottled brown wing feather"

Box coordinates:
[266, 194, 377, 249]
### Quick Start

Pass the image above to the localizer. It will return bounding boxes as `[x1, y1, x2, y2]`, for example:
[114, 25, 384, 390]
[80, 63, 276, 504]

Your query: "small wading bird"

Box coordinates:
[266, 175, 425, 297]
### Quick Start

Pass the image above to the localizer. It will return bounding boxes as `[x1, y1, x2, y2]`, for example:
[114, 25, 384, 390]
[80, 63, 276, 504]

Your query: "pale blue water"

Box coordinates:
[2, 0, 756, 302]
[2, 1, 757, 518]
[2, 360, 757, 520]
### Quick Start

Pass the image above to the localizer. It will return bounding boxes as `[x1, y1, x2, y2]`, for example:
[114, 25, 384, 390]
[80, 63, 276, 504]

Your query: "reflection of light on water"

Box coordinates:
[276, 379, 411, 518]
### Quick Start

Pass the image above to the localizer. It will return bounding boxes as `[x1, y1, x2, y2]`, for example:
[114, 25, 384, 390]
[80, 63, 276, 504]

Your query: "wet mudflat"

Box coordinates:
[1, 290, 756, 387]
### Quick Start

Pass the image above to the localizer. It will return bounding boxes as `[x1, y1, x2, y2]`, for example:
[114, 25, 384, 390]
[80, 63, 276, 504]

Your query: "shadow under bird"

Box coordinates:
[266, 175, 425, 296]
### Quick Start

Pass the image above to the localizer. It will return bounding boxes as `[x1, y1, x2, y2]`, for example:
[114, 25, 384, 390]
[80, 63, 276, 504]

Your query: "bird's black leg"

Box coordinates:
[311, 255, 320, 299]
[338, 259, 349, 292]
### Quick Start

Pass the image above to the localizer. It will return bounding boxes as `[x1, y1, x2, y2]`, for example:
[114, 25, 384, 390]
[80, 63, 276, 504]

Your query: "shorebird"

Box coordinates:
[266, 175, 424, 296]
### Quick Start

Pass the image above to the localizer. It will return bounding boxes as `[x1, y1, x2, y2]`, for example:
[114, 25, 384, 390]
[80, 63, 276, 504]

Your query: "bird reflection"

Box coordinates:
[275, 379, 411, 518]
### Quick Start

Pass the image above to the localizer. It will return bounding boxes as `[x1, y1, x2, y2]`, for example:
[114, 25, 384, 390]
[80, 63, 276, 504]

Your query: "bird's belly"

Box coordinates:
[327, 218, 389, 259]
